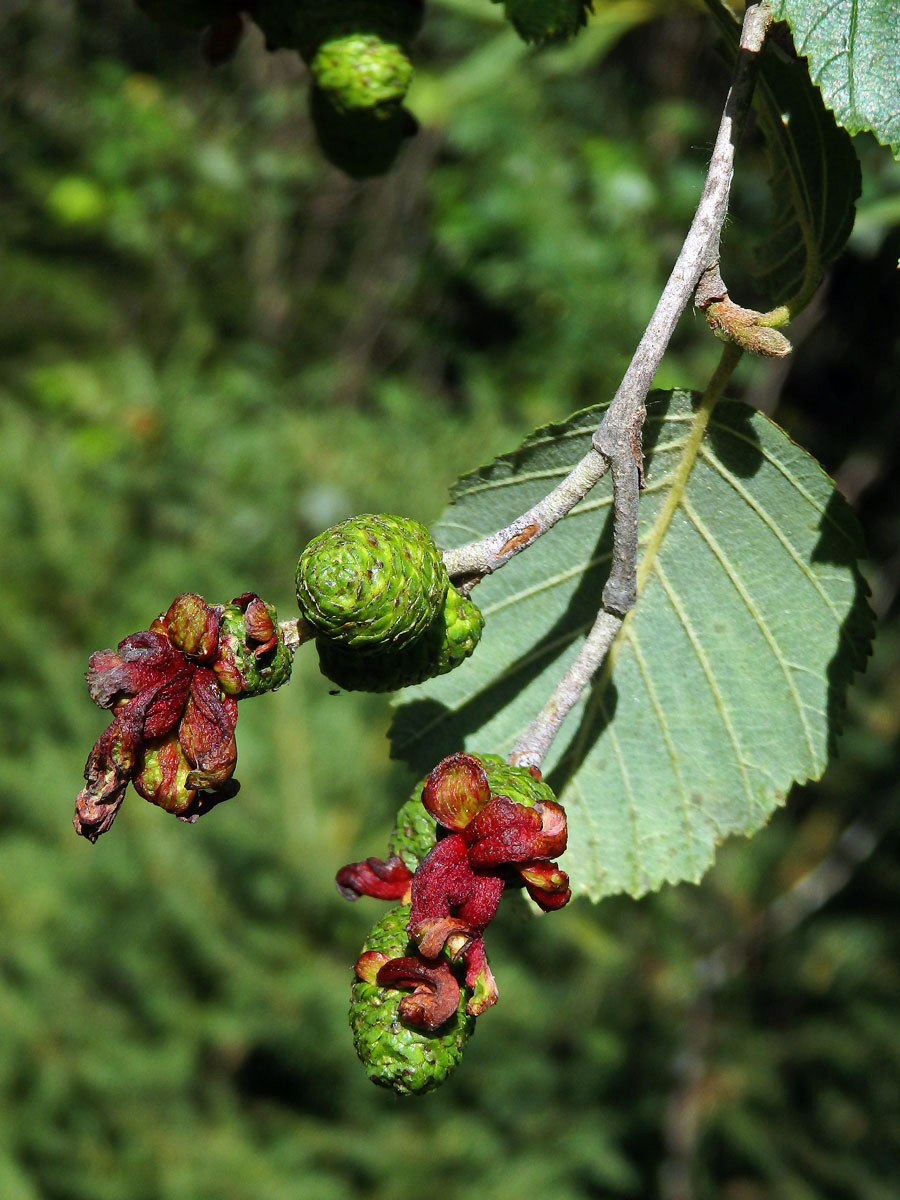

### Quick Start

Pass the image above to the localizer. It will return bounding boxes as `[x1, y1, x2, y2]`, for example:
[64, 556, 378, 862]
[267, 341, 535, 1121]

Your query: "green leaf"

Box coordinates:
[706, 0, 860, 313]
[770, 0, 900, 159]
[390, 391, 873, 901]
[752, 40, 861, 310]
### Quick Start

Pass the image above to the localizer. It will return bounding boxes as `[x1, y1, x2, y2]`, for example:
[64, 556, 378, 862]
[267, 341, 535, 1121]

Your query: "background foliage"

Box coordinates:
[2, 0, 900, 1196]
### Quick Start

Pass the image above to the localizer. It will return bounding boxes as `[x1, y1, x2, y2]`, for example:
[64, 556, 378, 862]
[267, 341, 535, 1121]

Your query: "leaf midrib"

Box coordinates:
[560, 390, 722, 794]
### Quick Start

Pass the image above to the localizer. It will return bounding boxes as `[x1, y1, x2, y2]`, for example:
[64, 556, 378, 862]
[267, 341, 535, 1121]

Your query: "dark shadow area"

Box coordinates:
[545, 677, 620, 799]
[641, 388, 677, 482]
[235, 1042, 343, 1118]
[705, 396, 765, 478]
[811, 487, 876, 757]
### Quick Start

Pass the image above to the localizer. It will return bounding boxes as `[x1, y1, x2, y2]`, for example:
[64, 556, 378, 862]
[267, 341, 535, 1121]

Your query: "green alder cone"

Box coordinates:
[215, 601, 293, 698]
[388, 788, 437, 870]
[498, 0, 593, 44]
[350, 905, 475, 1096]
[309, 88, 417, 178]
[252, 0, 424, 60]
[297, 513, 448, 651]
[311, 34, 414, 113]
[315, 584, 484, 692]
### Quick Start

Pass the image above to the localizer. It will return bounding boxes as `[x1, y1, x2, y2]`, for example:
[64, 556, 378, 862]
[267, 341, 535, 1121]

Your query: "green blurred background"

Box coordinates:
[3, 1, 900, 1196]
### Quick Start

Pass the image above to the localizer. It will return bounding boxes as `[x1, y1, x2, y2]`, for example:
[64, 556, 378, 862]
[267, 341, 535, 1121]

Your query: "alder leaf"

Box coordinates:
[769, 0, 900, 159]
[706, 0, 860, 312]
[390, 392, 873, 901]
[752, 38, 861, 310]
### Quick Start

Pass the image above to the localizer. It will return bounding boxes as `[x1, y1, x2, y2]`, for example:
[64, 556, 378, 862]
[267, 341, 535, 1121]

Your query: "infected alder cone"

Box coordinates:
[215, 592, 293, 698]
[350, 905, 475, 1096]
[338, 752, 571, 1093]
[297, 513, 484, 692]
[73, 592, 292, 842]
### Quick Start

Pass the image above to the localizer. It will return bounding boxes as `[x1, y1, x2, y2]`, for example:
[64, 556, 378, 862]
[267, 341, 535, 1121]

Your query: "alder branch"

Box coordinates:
[443, 1, 773, 587]
[593, 1, 771, 456]
[505, 2, 773, 767]
[442, 448, 609, 583]
[278, 615, 312, 651]
[509, 343, 742, 767]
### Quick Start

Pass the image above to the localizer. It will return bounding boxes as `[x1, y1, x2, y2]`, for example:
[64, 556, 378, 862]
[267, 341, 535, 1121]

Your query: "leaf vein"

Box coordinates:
[623, 624, 699, 875]
[705, 418, 854, 542]
[698, 445, 847, 628]
[652, 559, 758, 824]
[679, 496, 819, 770]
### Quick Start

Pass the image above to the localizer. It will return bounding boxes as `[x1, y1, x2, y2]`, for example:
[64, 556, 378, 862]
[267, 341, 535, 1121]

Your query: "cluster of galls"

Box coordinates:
[75, 514, 483, 838]
[74, 592, 292, 841]
[73, 518, 563, 1095]
[338, 751, 571, 1095]
[134, 0, 594, 177]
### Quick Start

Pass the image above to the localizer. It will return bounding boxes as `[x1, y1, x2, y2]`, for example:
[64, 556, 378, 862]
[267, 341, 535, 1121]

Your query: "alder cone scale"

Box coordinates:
[389, 787, 438, 871]
[315, 582, 484, 692]
[478, 753, 557, 808]
[296, 513, 448, 650]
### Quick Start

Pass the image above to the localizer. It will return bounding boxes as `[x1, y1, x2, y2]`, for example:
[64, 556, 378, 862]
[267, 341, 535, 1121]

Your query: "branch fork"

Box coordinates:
[444, 3, 775, 769]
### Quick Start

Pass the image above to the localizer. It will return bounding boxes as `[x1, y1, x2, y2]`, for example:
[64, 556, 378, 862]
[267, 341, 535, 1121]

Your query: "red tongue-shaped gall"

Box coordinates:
[460, 937, 499, 1016]
[336, 855, 415, 901]
[85, 631, 180, 709]
[406, 833, 476, 957]
[421, 752, 492, 832]
[74, 657, 194, 841]
[179, 667, 238, 790]
[463, 795, 569, 866]
[234, 593, 279, 657]
[517, 860, 571, 910]
[132, 732, 196, 815]
[74, 708, 142, 841]
[160, 593, 220, 663]
[376, 956, 462, 1031]
[408, 838, 506, 958]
